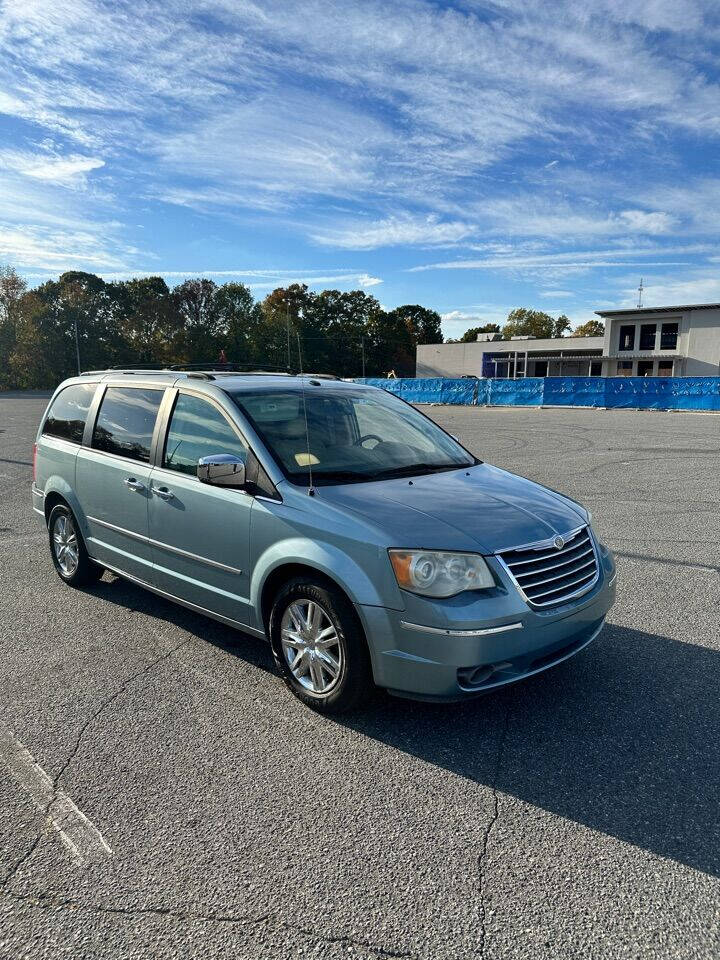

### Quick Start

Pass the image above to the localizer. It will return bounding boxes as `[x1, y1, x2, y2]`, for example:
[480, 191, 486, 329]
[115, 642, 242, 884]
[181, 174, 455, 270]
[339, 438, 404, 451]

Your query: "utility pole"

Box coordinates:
[361, 336, 366, 378]
[74, 315, 81, 375]
[637, 278, 644, 309]
[286, 302, 291, 372]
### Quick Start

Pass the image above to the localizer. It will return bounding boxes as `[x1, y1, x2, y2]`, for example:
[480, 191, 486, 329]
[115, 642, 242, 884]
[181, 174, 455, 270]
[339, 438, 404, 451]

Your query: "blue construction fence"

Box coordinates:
[355, 377, 720, 411]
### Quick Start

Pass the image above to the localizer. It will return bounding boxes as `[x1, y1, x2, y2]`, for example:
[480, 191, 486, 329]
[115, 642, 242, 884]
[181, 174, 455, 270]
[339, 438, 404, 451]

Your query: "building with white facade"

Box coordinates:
[416, 303, 720, 378]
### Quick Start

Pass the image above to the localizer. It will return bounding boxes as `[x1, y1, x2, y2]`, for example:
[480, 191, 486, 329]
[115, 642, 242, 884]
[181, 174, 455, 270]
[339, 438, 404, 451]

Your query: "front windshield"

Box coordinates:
[233, 386, 476, 486]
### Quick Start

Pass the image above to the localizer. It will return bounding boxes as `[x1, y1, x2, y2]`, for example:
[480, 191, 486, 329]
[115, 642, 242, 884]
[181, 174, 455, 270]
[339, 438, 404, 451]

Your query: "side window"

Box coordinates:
[42, 383, 96, 444]
[92, 387, 164, 463]
[163, 393, 247, 476]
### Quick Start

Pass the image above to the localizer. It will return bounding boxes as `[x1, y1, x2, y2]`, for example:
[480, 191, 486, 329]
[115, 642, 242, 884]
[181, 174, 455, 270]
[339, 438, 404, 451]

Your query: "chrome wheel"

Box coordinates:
[52, 513, 79, 576]
[280, 599, 343, 696]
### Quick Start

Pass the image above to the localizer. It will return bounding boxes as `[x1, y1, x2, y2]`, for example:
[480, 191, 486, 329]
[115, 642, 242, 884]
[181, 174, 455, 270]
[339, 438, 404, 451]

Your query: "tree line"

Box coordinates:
[0, 266, 603, 390]
[0, 267, 444, 389]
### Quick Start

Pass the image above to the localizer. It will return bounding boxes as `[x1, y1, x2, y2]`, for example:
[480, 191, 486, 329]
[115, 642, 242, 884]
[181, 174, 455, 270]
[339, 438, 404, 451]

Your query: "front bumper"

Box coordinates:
[357, 542, 617, 701]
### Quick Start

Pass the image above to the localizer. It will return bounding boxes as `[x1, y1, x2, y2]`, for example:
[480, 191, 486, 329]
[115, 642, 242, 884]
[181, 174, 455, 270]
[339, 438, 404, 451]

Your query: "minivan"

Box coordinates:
[32, 370, 617, 712]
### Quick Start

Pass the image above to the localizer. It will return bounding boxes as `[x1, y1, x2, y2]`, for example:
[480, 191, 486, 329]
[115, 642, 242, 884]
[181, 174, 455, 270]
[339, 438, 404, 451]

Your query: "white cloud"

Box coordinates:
[0, 223, 130, 271]
[0, 149, 104, 185]
[311, 215, 475, 250]
[409, 245, 696, 274]
[539, 289, 573, 298]
[617, 209, 675, 234]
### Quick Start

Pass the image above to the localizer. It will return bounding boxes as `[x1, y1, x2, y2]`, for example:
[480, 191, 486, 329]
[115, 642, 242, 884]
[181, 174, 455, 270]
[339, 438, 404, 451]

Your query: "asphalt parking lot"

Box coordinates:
[1, 395, 719, 960]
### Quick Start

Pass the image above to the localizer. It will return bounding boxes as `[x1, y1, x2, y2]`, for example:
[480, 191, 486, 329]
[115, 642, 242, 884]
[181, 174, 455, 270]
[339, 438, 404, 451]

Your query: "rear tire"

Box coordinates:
[48, 504, 102, 588]
[269, 577, 374, 713]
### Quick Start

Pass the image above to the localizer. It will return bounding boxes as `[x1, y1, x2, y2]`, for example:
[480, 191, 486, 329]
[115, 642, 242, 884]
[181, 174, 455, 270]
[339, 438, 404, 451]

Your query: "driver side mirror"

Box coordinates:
[197, 454, 246, 488]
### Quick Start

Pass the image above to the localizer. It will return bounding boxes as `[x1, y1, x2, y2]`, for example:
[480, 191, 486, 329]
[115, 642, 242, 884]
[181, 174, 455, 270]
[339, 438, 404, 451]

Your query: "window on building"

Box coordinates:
[92, 387, 164, 463]
[657, 360, 674, 377]
[619, 325, 635, 351]
[639, 324, 656, 350]
[660, 322, 679, 350]
[590, 361, 602, 376]
[637, 360, 654, 377]
[616, 360, 634, 377]
[533, 360, 548, 377]
[163, 393, 248, 476]
[42, 383, 96, 444]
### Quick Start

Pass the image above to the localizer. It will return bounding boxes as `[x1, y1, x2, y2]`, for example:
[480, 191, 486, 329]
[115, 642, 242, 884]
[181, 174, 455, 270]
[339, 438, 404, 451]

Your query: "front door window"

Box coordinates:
[163, 393, 248, 475]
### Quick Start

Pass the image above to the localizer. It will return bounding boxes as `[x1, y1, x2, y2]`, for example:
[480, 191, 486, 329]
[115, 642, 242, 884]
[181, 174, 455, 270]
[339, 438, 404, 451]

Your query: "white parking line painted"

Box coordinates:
[0, 720, 113, 866]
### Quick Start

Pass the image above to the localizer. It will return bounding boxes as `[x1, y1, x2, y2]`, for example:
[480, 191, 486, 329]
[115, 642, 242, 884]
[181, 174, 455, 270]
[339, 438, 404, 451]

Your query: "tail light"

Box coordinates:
[32, 442, 37, 483]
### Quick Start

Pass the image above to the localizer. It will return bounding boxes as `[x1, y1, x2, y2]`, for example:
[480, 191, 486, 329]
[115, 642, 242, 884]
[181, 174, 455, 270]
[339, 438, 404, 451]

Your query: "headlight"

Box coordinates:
[389, 549, 495, 598]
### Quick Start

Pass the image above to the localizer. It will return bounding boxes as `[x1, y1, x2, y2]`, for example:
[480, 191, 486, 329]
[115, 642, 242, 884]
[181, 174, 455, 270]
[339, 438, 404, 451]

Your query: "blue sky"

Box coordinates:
[1, 0, 720, 338]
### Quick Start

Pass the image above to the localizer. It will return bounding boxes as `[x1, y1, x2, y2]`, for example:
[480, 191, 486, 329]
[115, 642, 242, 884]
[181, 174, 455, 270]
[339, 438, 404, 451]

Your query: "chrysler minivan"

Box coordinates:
[32, 370, 616, 712]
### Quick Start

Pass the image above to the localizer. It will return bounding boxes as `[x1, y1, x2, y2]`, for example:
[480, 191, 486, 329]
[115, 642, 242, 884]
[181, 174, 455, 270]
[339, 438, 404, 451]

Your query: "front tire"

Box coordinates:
[48, 504, 101, 587]
[269, 578, 373, 713]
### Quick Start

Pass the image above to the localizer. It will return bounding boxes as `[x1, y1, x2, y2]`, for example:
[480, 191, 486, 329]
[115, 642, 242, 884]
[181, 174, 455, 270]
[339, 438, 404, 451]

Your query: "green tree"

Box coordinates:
[365, 308, 415, 377]
[0, 265, 27, 388]
[214, 282, 265, 367]
[112, 276, 178, 365]
[553, 314, 571, 337]
[571, 319, 605, 337]
[503, 308, 556, 339]
[391, 304, 443, 345]
[173, 278, 222, 362]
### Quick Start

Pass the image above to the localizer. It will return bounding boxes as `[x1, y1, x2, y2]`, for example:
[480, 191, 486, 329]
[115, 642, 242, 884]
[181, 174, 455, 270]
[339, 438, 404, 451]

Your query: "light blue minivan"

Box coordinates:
[32, 370, 616, 712]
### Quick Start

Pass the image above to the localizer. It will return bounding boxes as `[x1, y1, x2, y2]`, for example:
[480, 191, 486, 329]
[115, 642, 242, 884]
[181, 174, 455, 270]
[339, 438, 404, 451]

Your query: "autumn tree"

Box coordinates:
[571, 319, 605, 337]
[0, 265, 27, 387]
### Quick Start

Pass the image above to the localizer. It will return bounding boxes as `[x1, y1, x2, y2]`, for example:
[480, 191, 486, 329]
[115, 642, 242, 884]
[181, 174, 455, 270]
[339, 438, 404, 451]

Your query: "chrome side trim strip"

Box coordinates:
[400, 620, 523, 637]
[31, 485, 46, 500]
[86, 515, 243, 575]
[32, 506, 45, 517]
[95, 559, 266, 639]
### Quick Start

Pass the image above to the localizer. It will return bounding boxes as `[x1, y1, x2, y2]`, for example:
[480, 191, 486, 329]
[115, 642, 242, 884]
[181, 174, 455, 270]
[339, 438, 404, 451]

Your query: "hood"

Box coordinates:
[317, 463, 587, 554]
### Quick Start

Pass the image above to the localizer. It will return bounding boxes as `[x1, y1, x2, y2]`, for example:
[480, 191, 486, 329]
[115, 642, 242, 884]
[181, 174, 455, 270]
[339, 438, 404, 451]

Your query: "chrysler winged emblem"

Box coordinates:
[553, 535, 565, 550]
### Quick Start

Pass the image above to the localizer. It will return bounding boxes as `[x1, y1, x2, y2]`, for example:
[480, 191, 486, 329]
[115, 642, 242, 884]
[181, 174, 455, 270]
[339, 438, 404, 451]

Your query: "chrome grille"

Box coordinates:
[497, 526, 599, 608]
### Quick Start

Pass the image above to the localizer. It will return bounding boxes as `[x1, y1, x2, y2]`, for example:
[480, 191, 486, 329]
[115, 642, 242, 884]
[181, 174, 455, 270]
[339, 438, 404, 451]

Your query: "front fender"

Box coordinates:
[250, 536, 402, 615]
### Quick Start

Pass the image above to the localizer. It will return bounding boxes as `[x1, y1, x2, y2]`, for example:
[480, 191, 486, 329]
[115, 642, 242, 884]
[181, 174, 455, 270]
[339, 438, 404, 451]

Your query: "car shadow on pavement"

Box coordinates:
[82, 575, 720, 879]
[337, 623, 720, 879]
[85, 572, 277, 677]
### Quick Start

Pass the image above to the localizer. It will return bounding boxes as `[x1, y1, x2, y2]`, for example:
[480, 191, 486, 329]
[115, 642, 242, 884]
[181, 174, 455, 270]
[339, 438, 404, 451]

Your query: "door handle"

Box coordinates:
[124, 477, 145, 492]
[152, 486, 175, 500]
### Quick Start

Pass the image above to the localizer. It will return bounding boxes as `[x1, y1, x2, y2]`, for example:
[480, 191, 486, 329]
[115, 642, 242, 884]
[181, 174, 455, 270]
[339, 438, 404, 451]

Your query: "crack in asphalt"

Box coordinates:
[477, 700, 512, 958]
[1, 889, 418, 959]
[50, 636, 193, 798]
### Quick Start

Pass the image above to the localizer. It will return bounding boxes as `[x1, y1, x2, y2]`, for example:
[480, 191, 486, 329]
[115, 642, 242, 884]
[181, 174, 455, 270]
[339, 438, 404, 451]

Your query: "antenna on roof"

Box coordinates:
[296, 329, 315, 497]
[637, 278, 644, 309]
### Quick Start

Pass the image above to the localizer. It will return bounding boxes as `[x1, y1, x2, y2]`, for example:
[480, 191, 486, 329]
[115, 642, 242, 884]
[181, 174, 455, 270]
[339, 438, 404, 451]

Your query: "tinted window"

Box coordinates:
[163, 393, 247, 476]
[42, 383, 96, 444]
[92, 387, 164, 463]
[661, 322, 679, 350]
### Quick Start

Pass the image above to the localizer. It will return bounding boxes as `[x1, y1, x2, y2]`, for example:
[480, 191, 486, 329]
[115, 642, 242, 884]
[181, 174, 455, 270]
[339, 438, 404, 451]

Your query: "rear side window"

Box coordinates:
[163, 393, 247, 475]
[42, 383, 96, 444]
[92, 387, 164, 463]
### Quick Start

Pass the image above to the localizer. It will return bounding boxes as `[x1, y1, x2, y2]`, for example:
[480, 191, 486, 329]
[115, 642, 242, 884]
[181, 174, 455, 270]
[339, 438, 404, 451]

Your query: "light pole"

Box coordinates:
[74, 315, 81, 375]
